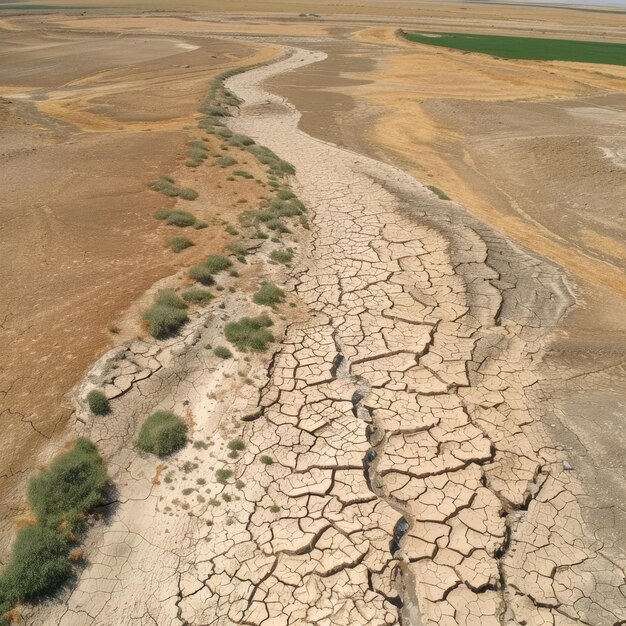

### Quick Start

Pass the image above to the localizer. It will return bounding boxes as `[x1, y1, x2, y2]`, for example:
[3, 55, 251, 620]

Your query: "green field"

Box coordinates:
[401, 31, 626, 66]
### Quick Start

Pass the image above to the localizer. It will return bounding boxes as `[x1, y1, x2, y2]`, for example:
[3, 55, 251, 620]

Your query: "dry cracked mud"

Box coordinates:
[25, 47, 626, 625]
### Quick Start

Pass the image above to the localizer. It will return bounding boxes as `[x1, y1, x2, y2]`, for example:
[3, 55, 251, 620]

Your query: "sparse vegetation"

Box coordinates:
[205, 254, 233, 274]
[259, 455, 274, 465]
[182, 289, 214, 305]
[217, 156, 237, 168]
[143, 290, 189, 339]
[194, 221, 208, 230]
[270, 505, 281, 513]
[0, 439, 106, 619]
[233, 170, 253, 179]
[270, 249, 293, 265]
[137, 411, 187, 457]
[185, 139, 209, 167]
[225, 315, 274, 352]
[214, 346, 233, 360]
[226, 241, 248, 263]
[253, 283, 285, 308]
[188, 264, 215, 286]
[154, 208, 172, 220]
[165, 211, 196, 228]
[227, 439, 245, 452]
[215, 469, 233, 484]
[224, 224, 239, 236]
[86, 390, 109, 416]
[167, 235, 193, 252]
[149, 177, 198, 201]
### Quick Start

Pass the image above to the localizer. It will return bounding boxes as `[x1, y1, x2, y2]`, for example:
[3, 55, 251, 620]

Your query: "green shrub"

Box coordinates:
[215, 469, 233, 484]
[253, 283, 285, 307]
[227, 438, 245, 452]
[143, 292, 189, 339]
[182, 289, 214, 305]
[0, 524, 71, 604]
[266, 219, 291, 234]
[205, 254, 233, 274]
[224, 224, 239, 236]
[28, 438, 107, 525]
[167, 235, 193, 252]
[226, 241, 248, 262]
[217, 156, 237, 168]
[137, 411, 187, 457]
[188, 264, 215, 286]
[216, 128, 233, 138]
[165, 211, 196, 227]
[270, 505, 281, 513]
[86, 390, 109, 416]
[194, 221, 208, 230]
[149, 177, 198, 201]
[270, 249, 293, 265]
[300, 215, 310, 230]
[228, 134, 255, 147]
[233, 170, 253, 179]
[154, 208, 172, 220]
[225, 315, 274, 352]
[259, 455, 274, 465]
[155, 290, 187, 309]
[0, 439, 106, 616]
[214, 346, 233, 359]
[276, 189, 296, 200]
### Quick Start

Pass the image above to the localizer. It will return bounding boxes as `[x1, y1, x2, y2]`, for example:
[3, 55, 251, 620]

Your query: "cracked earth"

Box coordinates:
[27, 47, 626, 625]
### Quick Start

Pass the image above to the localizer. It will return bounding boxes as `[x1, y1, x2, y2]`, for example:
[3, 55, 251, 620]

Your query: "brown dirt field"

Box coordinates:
[0, 15, 279, 537]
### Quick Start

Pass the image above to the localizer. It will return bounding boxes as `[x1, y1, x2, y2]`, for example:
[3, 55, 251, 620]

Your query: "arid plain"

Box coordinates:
[0, 1, 625, 624]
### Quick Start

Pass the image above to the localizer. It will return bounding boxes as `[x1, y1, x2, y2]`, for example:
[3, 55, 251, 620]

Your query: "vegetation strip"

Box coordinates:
[0, 439, 107, 624]
[400, 30, 626, 66]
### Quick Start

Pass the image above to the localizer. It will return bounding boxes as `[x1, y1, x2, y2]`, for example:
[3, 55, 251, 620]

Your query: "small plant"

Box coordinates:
[154, 208, 172, 220]
[226, 241, 248, 262]
[235, 480, 245, 490]
[188, 264, 215, 286]
[270, 505, 281, 513]
[137, 411, 187, 457]
[259, 455, 274, 465]
[149, 177, 198, 201]
[215, 469, 233, 484]
[224, 224, 239, 236]
[227, 439, 245, 452]
[86, 390, 110, 416]
[205, 254, 233, 274]
[165, 211, 196, 228]
[266, 219, 291, 234]
[182, 488, 194, 496]
[194, 221, 208, 230]
[143, 291, 189, 339]
[222, 493, 232, 503]
[233, 170, 253, 179]
[253, 283, 285, 307]
[214, 346, 233, 360]
[0, 438, 107, 618]
[225, 315, 274, 352]
[167, 235, 193, 252]
[270, 249, 293, 265]
[217, 156, 237, 168]
[427, 185, 450, 201]
[182, 288, 214, 305]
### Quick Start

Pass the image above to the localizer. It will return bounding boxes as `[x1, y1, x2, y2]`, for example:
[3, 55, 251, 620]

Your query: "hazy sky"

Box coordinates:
[488, 0, 626, 6]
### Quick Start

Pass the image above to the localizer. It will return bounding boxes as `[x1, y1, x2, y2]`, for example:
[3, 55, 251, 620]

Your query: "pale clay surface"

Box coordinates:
[26, 47, 626, 625]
